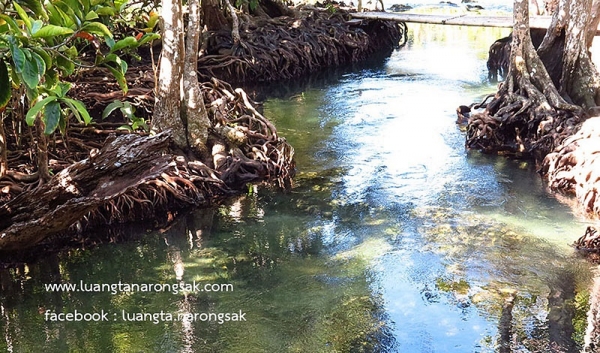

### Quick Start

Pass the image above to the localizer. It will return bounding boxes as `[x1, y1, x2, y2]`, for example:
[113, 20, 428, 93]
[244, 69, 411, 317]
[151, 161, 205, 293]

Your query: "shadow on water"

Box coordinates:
[0, 20, 597, 353]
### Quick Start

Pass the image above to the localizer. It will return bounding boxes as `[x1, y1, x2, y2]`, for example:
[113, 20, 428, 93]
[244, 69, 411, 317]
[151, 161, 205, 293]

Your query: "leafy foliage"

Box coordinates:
[102, 99, 148, 132]
[0, 0, 159, 134]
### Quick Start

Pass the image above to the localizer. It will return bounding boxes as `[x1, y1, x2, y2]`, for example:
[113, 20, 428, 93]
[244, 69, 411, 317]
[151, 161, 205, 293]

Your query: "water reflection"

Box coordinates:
[0, 20, 597, 353]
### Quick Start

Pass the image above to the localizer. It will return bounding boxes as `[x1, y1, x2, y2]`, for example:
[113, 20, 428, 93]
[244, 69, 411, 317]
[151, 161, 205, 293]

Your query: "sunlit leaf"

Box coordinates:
[85, 10, 99, 20]
[138, 33, 160, 46]
[81, 22, 112, 38]
[31, 19, 43, 35]
[146, 10, 159, 29]
[0, 15, 21, 33]
[13, 2, 32, 32]
[95, 6, 115, 16]
[115, 0, 129, 11]
[110, 36, 137, 53]
[32, 24, 74, 38]
[25, 96, 57, 125]
[63, 98, 91, 124]
[43, 100, 61, 134]
[18, 0, 48, 20]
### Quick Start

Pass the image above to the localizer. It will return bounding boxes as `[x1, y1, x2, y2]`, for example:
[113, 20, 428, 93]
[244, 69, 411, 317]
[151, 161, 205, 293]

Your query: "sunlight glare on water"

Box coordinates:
[0, 15, 596, 353]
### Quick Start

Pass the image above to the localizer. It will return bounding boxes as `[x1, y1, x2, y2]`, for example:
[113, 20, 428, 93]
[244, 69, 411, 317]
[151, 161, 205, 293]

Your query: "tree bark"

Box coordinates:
[0, 111, 7, 178]
[35, 117, 50, 181]
[202, 0, 229, 31]
[224, 0, 241, 46]
[0, 133, 188, 250]
[183, 0, 211, 158]
[559, 0, 600, 109]
[152, 0, 188, 150]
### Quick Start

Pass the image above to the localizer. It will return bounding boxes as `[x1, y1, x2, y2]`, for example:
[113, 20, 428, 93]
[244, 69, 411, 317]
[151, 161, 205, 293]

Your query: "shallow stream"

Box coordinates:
[1, 24, 596, 353]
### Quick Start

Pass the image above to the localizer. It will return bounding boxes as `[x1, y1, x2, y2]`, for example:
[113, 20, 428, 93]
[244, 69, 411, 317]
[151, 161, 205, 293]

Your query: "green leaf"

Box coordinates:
[115, 0, 129, 11]
[31, 50, 46, 75]
[58, 114, 67, 134]
[13, 2, 32, 32]
[31, 47, 52, 69]
[10, 46, 25, 73]
[22, 50, 43, 89]
[95, 6, 115, 16]
[31, 20, 43, 35]
[32, 24, 74, 38]
[0, 60, 11, 109]
[117, 124, 133, 132]
[85, 10, 99, 20]
[64, 45, 78, 58]
[44, 68, 59, 88]
[0, 15, 21, 33]
[25, 95, 57, 125]
[81, 22, 112, 38]
[137, 33, 160, 46]
[60, 0, 84, 22]
[52, 82, 71, 97]
[18, 0, 49, 20]
[105, 65, 128, 93]
[110, 36, 137, 53]
[43, 100, 61, 134]
[121, 101, 134, 118]
[55, 0, 81, 27]
[63, 98, 91, 124]
[102, 99, 124, 119]
[46, 3, 72, 27]
[56, 55, 75, 75]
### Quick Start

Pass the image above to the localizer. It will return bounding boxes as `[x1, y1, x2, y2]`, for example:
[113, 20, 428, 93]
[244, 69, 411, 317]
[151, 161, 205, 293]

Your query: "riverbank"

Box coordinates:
[0, 6, 403, 252]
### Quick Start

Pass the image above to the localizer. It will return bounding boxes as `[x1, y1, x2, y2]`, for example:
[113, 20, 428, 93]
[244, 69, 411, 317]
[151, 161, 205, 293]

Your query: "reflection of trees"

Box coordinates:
[414, 206, 588, 351]
[584, 268, 600, 352]
[0, 178, 387, 352]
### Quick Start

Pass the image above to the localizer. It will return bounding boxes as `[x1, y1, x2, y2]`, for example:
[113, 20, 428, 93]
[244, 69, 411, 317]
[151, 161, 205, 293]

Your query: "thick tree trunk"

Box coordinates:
[152, 0, 188, 150]
[184, 0, 211, 158]
[202, 0, 229, 31]
[559, 0, 600, 109]
[466, 0, 583, 160]
[585, 0, 600, 47]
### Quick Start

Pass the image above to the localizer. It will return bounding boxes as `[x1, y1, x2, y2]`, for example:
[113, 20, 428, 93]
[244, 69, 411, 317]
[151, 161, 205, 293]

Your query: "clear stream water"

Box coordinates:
[1, 24, 597, 353]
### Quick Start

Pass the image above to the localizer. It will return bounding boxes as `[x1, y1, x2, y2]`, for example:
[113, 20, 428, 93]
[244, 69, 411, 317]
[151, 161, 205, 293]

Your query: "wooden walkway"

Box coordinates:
[350, 12, 552, 29]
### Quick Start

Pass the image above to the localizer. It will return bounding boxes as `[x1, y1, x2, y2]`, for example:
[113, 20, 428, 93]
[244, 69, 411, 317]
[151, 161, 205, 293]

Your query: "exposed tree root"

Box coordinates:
[198, 7, 404, 83]
[574, 226, 600, 251]
[0, 79, 294, 251]
[542, 117, 600, 218]
[462, 0, 600, 223]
